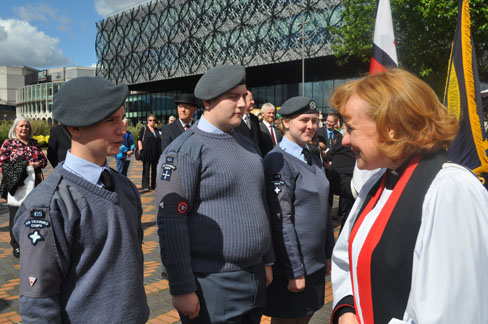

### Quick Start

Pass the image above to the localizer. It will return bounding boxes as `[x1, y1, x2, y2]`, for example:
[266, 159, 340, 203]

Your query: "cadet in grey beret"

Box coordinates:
[279, 96, 318, 117]
[53, 76, 129, 127]
[194, 65, 246, 100]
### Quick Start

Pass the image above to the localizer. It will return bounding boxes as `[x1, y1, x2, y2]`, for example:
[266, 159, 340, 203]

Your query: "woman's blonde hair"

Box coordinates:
[330, 68, 458, 161]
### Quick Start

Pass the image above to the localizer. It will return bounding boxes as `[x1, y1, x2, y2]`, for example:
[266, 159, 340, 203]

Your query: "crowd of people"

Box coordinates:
[2, 64, 488, 324]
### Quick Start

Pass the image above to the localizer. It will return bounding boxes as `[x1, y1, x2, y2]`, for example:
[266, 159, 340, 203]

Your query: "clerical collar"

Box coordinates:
[384, 158, 413, 190]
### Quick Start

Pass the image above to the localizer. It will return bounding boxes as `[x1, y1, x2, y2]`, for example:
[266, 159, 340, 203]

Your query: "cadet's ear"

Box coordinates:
[202, 100, 212, 111]
[66, 126, 81, 138]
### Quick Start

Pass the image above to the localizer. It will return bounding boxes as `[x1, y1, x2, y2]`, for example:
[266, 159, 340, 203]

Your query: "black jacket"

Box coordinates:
[47, 125, 71, 168]
[234, 114, 265, 156]
[160, 120, 189, 153]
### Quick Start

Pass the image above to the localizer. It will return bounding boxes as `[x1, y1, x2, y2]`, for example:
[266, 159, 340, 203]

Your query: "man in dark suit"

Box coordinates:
[160, 93, 198, 152]
[259, 103, 282, 156]
[234, 91, 264, 155]
[47, 124, 71, 168]
[316, 113, 342, 156]
[317, 113, 355, 223]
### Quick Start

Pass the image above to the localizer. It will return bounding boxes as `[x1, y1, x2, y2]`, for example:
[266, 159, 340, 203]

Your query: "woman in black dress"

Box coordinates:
[138, 114, 161, 191]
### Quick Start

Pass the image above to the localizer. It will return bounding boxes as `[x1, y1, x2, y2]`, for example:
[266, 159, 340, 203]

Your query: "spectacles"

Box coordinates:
[148, 119, 155, 121]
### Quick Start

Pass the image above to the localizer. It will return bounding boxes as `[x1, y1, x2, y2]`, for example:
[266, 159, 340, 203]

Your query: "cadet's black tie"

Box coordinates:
[302, 147, 313, 166]
[100, 169, 115, 192]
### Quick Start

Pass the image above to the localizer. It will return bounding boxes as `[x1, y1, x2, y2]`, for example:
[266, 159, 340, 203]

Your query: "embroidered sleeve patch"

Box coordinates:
[270, 173, 285, 195]
[177, 201, 189, 215]
[30, 209, 46, 218]
[160, 156, 177, 181]
[28, 230, 44, 246]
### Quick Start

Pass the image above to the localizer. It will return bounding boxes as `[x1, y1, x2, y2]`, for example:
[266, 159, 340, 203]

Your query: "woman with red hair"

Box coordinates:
[330, 69, 488, 324]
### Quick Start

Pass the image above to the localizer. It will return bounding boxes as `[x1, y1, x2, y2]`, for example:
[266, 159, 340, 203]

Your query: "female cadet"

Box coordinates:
[263, 97, 335, 324]
[331, 69, 488, 324]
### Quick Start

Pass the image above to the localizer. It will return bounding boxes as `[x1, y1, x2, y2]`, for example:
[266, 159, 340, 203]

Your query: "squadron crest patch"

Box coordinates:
[177, 201, 189, 215]
[270, 174, 285, 195]
[28, 230, 44, 246]
[29, 276, 37, 287]
[161, 156, 177, 181]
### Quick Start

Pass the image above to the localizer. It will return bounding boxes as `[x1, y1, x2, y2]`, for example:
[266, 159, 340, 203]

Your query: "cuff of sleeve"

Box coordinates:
[285, 265, 305, 279]
[169, 278, 197, 296]
[331, 295, 355, 324]
[262, 248, 275, 265]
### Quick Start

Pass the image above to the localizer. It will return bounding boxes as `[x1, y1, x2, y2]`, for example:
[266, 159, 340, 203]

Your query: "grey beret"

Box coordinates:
[53, 76, 129, 126]
[279, 96, 318, 117]
[174, 93, 199, 106]
[194, 65, 246, 100]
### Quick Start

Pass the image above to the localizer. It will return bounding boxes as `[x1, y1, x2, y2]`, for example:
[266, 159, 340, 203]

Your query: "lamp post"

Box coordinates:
[301, 13, 305, 96]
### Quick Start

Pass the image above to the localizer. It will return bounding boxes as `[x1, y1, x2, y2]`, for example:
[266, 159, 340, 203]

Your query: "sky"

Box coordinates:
[0, 0, 151, 70]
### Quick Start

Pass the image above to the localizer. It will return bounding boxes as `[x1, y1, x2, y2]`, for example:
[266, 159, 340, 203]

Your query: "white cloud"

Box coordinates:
[13, 3, 71, 32]
[94, 0, 152, 17]
[0, 19, 74, 68]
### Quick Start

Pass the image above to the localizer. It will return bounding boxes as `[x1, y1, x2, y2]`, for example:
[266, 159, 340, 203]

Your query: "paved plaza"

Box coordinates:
[0, 157, 336, 324]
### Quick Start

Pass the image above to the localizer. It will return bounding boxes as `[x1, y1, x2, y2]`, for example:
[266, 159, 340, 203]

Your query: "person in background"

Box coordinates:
[0, 116, 47, 257]
[47, 123, 71, 168]
[156, 65, 273, 323]
[331, 69, 488, 324]
[234, 90, 267, 156]
[260, 103, 283, 155]
[168, 115, 176, 124]
[263, 97, 334, 324]
[138, 114, 161, 192]
[13, 76, 149, 324]
[116, 118, 135, 176]
[160, 94, 198, 152]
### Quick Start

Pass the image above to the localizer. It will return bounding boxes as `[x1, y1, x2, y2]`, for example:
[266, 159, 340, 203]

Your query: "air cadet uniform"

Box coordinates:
[13, 77, 149, 324]
[156, 65, 274, 323]
[263, 97, 335, 318]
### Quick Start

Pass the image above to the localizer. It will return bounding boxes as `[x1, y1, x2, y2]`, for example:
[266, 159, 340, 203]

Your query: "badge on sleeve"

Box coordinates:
[30, 209, 46, 218]
[24, 219, 51, 229]
[270, 174, 285, 194]
[177, 201, 189, 214]
[28, 230, 44, 246]
[29, 277, 37, 287]
[161, 156, 177, 181]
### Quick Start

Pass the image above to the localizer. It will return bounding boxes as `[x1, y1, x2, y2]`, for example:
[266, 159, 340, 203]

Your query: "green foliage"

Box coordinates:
[0, 121, 11, 145]
[30, 120, 51, 136]
[128, 121, 144, 143]
[330, 0, 488, 95]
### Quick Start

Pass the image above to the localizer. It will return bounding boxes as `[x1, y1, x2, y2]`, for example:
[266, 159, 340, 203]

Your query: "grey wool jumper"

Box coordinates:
[156, 127, 274, 295]
[13, 165, 149, 324]
[264, 145, 335, 279]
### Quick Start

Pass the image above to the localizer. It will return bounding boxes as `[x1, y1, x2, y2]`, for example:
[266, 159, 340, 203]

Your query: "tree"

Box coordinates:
[330, 0, 488, 95]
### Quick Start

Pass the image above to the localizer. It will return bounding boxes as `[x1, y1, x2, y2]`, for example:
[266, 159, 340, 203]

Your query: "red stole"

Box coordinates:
[348, 156, 421, 323]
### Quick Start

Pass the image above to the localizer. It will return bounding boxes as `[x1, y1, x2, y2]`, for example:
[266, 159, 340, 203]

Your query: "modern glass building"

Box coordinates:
[96, 0, 363, 123]
[16, 67, 96, 123]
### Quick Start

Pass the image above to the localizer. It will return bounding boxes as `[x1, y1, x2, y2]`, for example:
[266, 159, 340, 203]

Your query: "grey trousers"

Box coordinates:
[179, 263, 266, 324]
